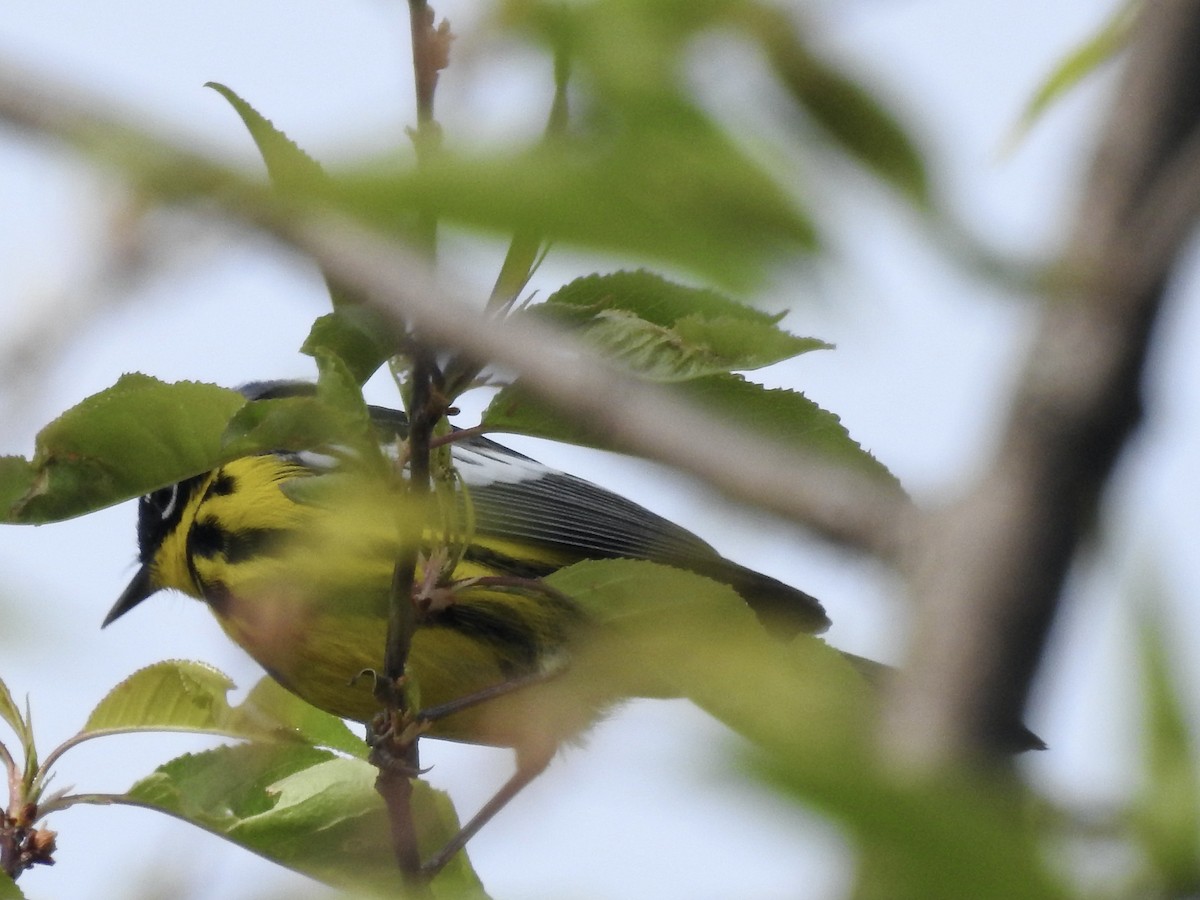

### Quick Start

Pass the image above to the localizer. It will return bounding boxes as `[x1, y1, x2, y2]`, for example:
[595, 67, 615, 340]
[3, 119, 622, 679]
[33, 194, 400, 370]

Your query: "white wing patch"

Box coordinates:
[451, 443, 553, 487]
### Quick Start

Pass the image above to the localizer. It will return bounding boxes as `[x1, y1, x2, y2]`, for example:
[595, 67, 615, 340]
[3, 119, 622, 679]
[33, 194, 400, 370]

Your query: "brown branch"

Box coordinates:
[370, 4, 457, 885]
[883, 0, 1200, 766]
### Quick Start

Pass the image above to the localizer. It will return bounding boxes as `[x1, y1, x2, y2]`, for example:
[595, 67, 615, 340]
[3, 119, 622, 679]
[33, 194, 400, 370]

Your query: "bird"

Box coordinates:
[102, 380, 1043, 865]
[103, 379, 831, 749]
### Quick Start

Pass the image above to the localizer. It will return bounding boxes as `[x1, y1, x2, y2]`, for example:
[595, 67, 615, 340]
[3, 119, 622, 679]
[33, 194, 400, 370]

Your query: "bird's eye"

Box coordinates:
[147, 484, 180, 521]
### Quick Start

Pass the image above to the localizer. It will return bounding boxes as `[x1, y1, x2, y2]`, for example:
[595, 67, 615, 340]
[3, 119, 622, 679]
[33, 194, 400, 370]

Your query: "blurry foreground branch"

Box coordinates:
[0, 60, 909, 559]
[884, 0, 1200, 766]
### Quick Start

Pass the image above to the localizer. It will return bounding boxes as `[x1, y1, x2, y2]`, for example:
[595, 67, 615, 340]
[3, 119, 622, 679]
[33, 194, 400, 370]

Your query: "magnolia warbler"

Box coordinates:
[104, 381, 831, 749]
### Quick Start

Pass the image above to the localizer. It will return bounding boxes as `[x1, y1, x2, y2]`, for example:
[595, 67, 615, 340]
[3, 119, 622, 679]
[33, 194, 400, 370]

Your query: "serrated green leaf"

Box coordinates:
[1007, 0, 1137, 149]
[523, 271, 828, 381]
[484, 373, 897, 486]
[127, 742, 334, 829]
[126, 743, 486, 897]
[0, 871, 26, 899]
[543, 270, 788, 327]
[82, 660, 277, 742]
[3, 375, 246, 524]
[206, 82, 325, 192]
[239, 677, 367, 759]
[1134, 602, 1200, 893]
[301, 307, 398, 385]
[3, 376, 387, 526]
[207, 82, 368, 311]
[681, 374, 897, 484]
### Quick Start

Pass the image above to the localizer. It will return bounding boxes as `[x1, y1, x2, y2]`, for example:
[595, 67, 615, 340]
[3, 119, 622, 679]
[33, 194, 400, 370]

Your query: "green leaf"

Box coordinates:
[0, 673, 25, 744]
[82, 660, 279, 742]
[239, 677, 367, 760]
[1007, 0, 1137, 148]
[543, 270, 789, 327]
[760, 17, 928, 207]
[524, 271, 829, 381]
[680, 374, 897, 484]
[207, 82, 371, 311]
[205, 82, 325, 192]
[3, 375, 387, 525]
[760, 751, 1062, 900]
[127, 742, 335, 831]
[313, 350, 390, 474]
[545, 556, 869, 748]
[0, 871, 26, 899]
[484, 373, 897, 486]
[545, 559, 1057, 900]
[0, 458, 35, 518]
[1133, 603, 1200, 893]
[3, 375, 246, 524]
[220, 395, 343, 459]
[0, 678, 37, 791]
[301, 307, 398, 385]
[331, 126, 816, 290]
[126, 743, 486, 897]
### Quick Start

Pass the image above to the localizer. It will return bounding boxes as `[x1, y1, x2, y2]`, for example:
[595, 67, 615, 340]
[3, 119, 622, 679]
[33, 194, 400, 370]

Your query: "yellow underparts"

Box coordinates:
[151, 455, 582, 745]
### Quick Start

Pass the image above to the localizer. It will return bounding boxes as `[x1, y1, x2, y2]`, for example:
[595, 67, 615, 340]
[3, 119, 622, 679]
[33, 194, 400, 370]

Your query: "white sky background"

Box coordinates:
[0, 0, 1185, 897]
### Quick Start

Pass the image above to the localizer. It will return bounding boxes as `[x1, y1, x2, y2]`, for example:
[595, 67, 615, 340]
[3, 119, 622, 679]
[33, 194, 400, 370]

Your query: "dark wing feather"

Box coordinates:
[455, 440, 830, 636]
[236, 384, 829, 636]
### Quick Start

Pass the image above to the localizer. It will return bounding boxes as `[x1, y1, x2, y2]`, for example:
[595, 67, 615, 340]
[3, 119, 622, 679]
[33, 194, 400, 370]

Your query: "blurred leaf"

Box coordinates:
[239, 677, 367, 760]
[0, 676, 36, 789]
[1007, 0, 1137, 148]
[545, 556, 1061, 899]
[547, 558, 865, 713]
[484, 373, 897, 486]
[301, 307, 398, 385]
[0, 872, 25, 899]
[761, 20, 929, 207]
[332, 124, 816, 290]
[760, 752, 1062, 900]
[0, 459, 34, 518]
[2, 376, 245, 524]
[125, 743, 485, 897]
[1133, 604, 1200, 894]
[221, 395, 343, 458]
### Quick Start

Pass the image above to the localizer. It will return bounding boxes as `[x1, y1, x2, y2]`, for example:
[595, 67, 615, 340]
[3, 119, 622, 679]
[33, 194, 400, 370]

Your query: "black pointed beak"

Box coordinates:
[103, 565, 156, 628]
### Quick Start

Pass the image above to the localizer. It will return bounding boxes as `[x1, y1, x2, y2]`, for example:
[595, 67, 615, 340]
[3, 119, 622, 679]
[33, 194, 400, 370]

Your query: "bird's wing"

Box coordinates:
[451, 439, 718, 563]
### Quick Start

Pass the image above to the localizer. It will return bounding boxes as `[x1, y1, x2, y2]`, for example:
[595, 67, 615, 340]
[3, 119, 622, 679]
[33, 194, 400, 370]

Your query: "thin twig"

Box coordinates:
[371, 5, 456, 886]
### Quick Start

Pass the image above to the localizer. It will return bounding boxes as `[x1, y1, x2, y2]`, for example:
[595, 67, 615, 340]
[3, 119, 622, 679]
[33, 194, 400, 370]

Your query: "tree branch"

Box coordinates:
[883, 0, 1200, 766]
[0, 60, 910, 559]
